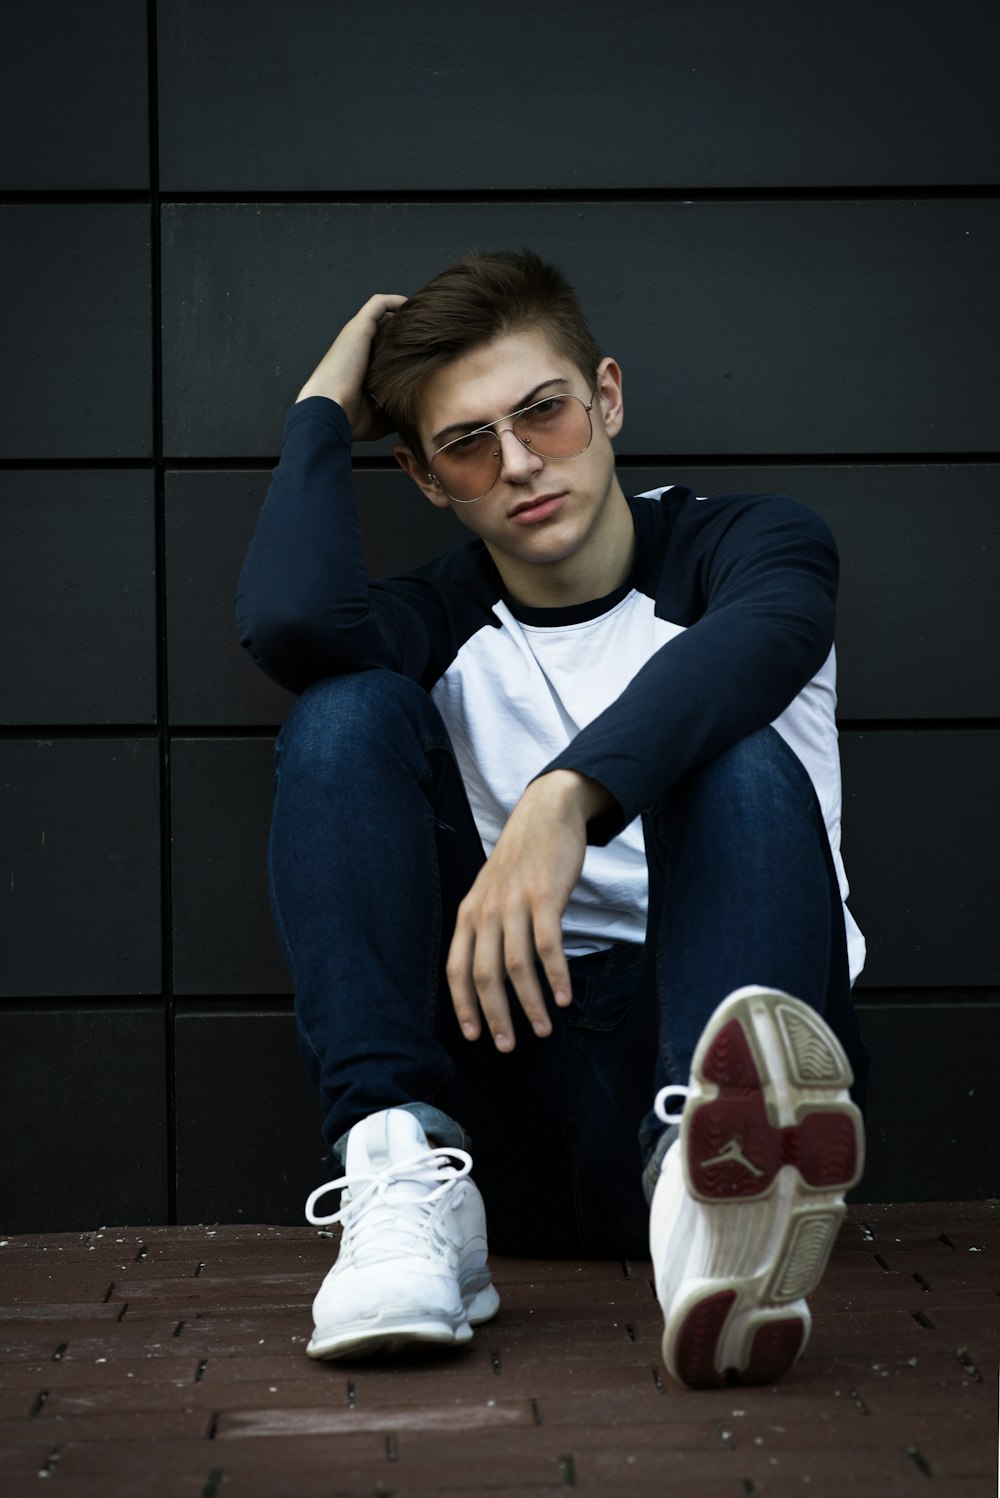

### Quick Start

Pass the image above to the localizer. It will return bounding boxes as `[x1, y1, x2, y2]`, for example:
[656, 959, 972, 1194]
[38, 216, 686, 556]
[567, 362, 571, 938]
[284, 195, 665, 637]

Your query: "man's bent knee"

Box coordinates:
[684, 727, 815, 808]
[278, 670, 442, 775]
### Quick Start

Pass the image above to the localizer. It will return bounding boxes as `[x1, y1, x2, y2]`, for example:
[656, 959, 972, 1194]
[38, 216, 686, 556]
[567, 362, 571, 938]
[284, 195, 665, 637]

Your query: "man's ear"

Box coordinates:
[595, 356, 624, 440]
[394, 445, 452, 509]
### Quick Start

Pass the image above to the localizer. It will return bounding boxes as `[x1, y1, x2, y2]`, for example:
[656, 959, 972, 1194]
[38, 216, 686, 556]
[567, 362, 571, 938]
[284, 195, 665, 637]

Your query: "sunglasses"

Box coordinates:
[428, 388, 596, 503]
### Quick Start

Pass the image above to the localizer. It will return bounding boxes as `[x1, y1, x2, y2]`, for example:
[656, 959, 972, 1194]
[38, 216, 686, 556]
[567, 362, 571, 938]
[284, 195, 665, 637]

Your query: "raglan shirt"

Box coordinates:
[237, 396, 865, 981]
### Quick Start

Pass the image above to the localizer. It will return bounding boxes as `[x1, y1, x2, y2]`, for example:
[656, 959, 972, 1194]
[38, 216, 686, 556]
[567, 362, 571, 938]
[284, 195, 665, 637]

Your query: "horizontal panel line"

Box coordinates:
[152, 452, 1000, 470]
[0, 191, 153, 205]
[0, 726, 278, 740]
[2, 992, 994, 1014]
[2, 722, 996, 740]
[0, 459, 155, 471]
[159, 451, 1000, 468]
[0, 725, 160, 739]
[159, 451, 998, 471]
[853, 990, 1000, 1006]
[0, 997, 169, 1012]
[0, 726, 277, 740]
[348, 453, 1000, 472]
[837, 719, 1000, 732]
[616, 454, 1000, 469]
[3, 186, 999, 206]
[163, 185, 1000, 204]
[169, 727, 278, 739]
[7, 453, 997, 472]
[173, 998, 294, 1015]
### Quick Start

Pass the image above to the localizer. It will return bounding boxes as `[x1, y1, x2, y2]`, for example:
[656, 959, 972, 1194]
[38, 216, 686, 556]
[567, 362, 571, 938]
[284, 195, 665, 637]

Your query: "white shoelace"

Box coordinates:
[305, 1146, 474, 1265]
[654, 1084, 692, 1126]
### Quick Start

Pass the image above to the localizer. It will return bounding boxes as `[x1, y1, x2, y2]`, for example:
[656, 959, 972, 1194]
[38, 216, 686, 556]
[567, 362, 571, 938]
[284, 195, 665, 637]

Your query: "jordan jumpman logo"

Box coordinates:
[699, 1138, 765, 1176]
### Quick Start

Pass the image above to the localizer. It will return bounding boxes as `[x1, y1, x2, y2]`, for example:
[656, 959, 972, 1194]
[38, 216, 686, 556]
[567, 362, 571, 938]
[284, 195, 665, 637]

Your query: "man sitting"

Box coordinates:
[237, 249, 867, 1388]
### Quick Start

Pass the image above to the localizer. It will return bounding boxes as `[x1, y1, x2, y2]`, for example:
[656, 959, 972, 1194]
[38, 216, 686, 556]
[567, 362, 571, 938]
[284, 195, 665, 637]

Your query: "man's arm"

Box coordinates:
[447, 492, 838, 1049]
[294, 293, 406, 436]
[447, 769, 616, 1050]
[544, 493, 839, 839]
[236, 295, 427, 693]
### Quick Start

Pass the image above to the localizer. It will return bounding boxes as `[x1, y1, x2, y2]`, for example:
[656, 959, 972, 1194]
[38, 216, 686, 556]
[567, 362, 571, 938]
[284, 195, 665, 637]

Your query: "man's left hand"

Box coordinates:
[447, 769, 616, 1051]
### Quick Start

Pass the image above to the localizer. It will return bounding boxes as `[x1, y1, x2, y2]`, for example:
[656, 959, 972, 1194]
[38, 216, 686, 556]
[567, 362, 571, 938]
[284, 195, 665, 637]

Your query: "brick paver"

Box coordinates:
[0, 1203, 996, 1496]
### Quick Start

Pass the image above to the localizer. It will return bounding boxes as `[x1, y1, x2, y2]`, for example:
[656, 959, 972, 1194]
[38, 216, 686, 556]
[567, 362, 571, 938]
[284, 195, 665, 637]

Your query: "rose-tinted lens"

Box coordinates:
[432, 429, 498, 502]
[431, 395, 593, 502]
[513, 395, 591, 457]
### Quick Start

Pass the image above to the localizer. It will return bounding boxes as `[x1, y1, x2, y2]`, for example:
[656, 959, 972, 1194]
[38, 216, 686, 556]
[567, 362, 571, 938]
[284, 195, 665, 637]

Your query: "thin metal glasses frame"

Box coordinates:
[427, 387, 597, 504]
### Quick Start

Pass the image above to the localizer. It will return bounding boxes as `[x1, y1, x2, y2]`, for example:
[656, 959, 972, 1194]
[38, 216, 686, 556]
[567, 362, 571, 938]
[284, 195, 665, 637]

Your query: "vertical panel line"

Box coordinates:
[147, 0, 176, 1223]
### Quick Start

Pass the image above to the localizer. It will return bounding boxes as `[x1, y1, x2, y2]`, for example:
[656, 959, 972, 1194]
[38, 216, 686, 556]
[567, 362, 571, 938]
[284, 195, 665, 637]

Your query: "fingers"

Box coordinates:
[501, 910, 553, 1041]
[363, 292, 407, 320]
[295, 293, 407, 426]
[447, 893, 567, 1053]
[446, 912, 485, 1043]
[449, 904, 520, 1048]
[446, 776, 591, 1052]
[531, 907, 572, 1013]
[448, 902, 517, 1052]
[352, 293, 407, 343]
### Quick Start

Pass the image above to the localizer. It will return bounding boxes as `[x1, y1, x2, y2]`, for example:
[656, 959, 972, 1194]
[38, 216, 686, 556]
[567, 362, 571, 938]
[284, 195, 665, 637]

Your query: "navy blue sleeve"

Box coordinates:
[236, 398, 431, 693]
[544, 492, 839, 843]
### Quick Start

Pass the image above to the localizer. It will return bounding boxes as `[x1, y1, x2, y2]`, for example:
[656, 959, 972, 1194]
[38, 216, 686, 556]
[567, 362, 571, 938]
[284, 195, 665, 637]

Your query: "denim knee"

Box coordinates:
[643, 728, 826, 908]
[278, 669, 442, 776]
[665, 726, 817, 826]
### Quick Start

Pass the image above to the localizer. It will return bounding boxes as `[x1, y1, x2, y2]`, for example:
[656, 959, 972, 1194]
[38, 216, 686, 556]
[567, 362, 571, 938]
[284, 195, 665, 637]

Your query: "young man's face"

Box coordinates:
[394, 326, 631, 605]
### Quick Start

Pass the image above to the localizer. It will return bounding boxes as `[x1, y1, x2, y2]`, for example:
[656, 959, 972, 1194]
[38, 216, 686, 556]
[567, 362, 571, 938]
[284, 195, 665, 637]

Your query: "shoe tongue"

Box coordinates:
[346, 1109, 433, 1189]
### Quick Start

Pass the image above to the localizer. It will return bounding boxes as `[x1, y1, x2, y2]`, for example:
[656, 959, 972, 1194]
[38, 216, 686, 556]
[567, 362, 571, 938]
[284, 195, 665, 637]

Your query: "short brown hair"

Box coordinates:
[367, 249, 602, 462]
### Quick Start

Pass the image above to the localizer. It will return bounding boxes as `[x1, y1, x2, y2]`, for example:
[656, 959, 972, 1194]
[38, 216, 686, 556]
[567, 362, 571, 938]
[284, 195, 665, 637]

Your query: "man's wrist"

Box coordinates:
[534, 768, 616, 824]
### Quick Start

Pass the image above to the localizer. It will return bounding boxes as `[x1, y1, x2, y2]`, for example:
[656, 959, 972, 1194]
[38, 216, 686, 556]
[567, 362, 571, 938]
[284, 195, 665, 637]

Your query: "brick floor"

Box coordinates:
[0, 1202, 996, 1496]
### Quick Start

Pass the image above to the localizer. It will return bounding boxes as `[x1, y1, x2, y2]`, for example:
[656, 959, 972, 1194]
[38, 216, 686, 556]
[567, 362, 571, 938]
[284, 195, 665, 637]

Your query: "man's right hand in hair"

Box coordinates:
[295, 293, 407, 441]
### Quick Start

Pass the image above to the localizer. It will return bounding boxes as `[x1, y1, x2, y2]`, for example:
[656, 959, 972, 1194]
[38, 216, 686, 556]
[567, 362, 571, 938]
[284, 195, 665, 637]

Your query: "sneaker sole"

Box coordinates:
[663, 986, 864, 1389]
[307, 1282, 500, 1361]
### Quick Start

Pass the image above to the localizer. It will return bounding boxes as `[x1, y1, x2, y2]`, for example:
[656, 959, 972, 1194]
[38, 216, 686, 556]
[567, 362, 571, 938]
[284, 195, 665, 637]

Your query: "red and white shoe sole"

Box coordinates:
[664, 986, 864, 1389]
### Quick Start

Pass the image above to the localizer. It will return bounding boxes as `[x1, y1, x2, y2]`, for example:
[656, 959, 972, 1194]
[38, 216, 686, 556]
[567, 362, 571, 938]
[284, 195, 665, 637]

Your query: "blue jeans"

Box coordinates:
[268, 669, 868, 1257]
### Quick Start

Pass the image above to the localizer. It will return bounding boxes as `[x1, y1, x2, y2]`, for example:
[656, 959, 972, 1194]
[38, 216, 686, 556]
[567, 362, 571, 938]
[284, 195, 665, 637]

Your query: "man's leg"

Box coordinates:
[267, 668, 615, 1349]
[640, 725, 868, 1168]
[268, 669, 504, 1357]
[640, 727, 866, 1387]
[268, 668, 485, 1162]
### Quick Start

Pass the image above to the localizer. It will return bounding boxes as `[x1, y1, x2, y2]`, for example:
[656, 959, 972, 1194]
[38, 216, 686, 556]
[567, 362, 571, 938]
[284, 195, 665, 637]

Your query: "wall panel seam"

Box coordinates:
[147, 0, 177, 1225]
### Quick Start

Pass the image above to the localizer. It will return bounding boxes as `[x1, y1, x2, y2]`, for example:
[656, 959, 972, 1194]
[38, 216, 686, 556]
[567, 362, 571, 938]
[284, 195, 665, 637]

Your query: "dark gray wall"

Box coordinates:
[1, 1, 997, 1231]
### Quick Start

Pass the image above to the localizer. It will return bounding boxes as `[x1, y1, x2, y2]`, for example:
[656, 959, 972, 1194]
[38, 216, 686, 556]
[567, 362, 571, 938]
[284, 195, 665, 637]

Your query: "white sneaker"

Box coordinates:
[304, 1108, 499, 1359]
[650, 986, 864, 1388]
